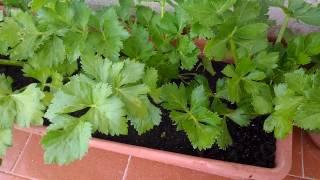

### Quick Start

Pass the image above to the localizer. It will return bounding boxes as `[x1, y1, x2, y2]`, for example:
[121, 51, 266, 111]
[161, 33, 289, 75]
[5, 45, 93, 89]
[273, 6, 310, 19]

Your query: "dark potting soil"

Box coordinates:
[94, 62, 276, 168]
[0, 64, 36, 90]
[0, 61, 276, 169]
[94, 113, 275, 168]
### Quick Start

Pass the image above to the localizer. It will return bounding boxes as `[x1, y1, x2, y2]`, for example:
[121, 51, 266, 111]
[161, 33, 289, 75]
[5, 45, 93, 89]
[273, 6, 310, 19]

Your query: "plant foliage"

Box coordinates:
[0, 0, 319, 164]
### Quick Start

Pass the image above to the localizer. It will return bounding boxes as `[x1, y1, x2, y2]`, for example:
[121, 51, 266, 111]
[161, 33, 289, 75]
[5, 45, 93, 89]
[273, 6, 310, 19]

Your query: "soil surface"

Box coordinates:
[96, 62, 276, 168]
[0, 64, 36, 90]
[94, 112, 275, 168]
[1, 61, 276, 168]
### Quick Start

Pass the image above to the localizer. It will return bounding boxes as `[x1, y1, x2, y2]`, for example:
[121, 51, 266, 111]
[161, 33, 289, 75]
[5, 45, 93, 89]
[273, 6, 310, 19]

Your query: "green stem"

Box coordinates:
[0, 59, 24, 66]
[160, 0, 166, 18]
[276, 14, 290, 44]
[229, 39, 238, 64]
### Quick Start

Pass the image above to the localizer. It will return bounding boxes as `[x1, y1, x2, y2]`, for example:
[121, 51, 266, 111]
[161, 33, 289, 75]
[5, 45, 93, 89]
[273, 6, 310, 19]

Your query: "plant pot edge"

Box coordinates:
[308, 132, 320, 149]
[15, 125, 292, 180]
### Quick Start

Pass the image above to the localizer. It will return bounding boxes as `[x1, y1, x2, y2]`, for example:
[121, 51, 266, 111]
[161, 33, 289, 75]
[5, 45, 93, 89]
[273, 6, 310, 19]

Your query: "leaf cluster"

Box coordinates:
[0, 0, 319, 165]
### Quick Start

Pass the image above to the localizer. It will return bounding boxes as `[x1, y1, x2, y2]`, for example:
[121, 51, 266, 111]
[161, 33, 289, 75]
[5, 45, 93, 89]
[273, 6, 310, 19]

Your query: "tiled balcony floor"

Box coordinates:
[0, 128, 319, 180]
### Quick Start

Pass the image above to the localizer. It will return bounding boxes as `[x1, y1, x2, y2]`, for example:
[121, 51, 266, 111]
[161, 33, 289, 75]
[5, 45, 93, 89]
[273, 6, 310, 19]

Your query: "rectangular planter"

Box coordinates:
[16, 125, 292, 180]
[3, 1, 292, 179]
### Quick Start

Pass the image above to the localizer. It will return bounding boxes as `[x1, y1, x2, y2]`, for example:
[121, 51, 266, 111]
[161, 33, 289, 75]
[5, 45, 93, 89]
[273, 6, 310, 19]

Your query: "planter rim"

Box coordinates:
[308, 132, 320, 149]
[16, 125, 292, 180]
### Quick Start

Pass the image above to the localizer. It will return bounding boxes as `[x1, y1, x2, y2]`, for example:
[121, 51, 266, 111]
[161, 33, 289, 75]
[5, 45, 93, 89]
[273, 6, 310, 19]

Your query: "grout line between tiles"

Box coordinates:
[122, 155, 132, 180]
[288, 174, 314, 180]
[301, 130, 305, 178]
[10, 133, 32, 173]
[2, 169, 37, 180]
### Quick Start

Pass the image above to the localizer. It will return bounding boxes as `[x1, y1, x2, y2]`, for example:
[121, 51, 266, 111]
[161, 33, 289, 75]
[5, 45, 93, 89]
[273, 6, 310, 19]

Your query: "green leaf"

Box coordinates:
[289, 0, 320, 26]
[220, 58, 255, 103]
[12, 84, 45, 127]
[0, 75, 44, 128]
[236, 58, 255, 76]
[129, 96, 161, 135]
[10, 11, 42, 60]
[122, 25, 155, 62]
[158, 8, 188, 36]
[3, 0, 30, 10]
[177, 36, 199, 70]
[0, 74, 13, 96]
[0, 98, 16, 128]
[216, 119, 232, 150]
[82, 56, 146, 87]
[211, 98, 230, 115]
[254, 51, 279, 75]
[294, 88, 320, 131]
[117, 85, 149, 121]
[190, 75, 213, 97]
[147, 54, 180, 83]
[202, 58, 216, 76]
[23, 64, 52, 84]
[45, 75, 128, 136]
[121, 60, 146, 85]
[82, 57, 161, 134]
[219, 58, 272, 113]
[204, 38, 228, 60]
[84, 95, 127, 136]
[234, 23, 269, 54]
[264, 84, 303, 138]
[143, 68, 158, 91]
[41, 117, 92, 165]
[287, 33, 320, 65]
[183, 0, 236, 27]
[162, 85, 224, 150]
[30, 0, 51, 11]
[0, 128, 12, 157]
[305, 32, 320, 55]
[0, 11, 41, 59]
[160, 83, 188, 110]
[285, 69, 311, 95]
[143, 68, 161, 103]
[72, 2, 91, 30]
[225, 76, 242, 103]
[136, 5, 155, 26]
[178, 106, 222, 150]
[63, 31, 86, 63]
[190, 23, 214, 38]
[116, 0, 134, 21]
[245, 71, 266, 81]
[191, 86, 209, 108]
[266, 0, 284, 7]
[233, 0, 261, 23]
[81, 54, 112, 83]
[226, 108, 251, 126]
[86, 8, 129, 60]
[222, 65, 236, 77]
[0, 74, 44, 128]
[0, 18, 21, 54]
[30, 36, 66, 67]
[264, 112, 293, 139]
[0, 11, 3, 22]
[205, 21, 268, 60]
[252, 95, 272, 114]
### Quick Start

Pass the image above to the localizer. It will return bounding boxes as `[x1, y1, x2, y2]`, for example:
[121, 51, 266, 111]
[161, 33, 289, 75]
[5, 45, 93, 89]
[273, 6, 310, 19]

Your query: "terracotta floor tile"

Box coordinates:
[13, 134, 129, 180]
[284, 175, 314, 180]
[0, 129, 30, 172]
[289, 128, 303, 176]
[283, 175, 299, 180]
[303, 132, 320, 179]
[0, 172, 29, 180]
[125, 157, 231, 180]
